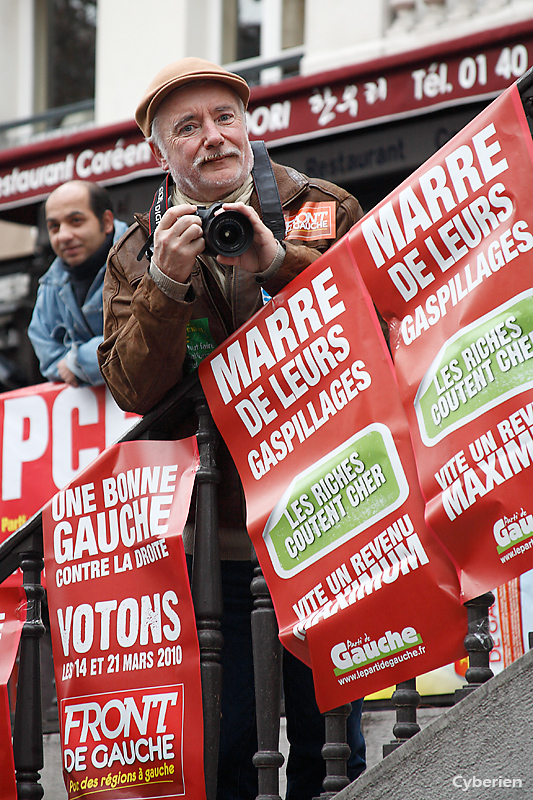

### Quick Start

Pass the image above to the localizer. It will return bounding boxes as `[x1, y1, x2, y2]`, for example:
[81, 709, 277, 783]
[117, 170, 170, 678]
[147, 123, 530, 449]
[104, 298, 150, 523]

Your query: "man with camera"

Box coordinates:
[98, 58, 366, 800]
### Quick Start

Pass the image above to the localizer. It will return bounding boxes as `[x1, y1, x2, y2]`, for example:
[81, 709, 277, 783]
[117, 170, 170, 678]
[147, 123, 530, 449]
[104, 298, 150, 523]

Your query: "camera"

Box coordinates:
[197, 203, 254, 258]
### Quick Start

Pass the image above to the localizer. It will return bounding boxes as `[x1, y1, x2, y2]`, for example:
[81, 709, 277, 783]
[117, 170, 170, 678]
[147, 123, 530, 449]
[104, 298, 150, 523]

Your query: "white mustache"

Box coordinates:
[193, 149, 240, 168]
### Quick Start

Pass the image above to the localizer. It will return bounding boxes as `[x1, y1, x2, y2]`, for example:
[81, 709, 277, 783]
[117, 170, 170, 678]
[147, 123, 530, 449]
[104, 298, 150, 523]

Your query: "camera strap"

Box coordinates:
[137, 172, 172, 261]
[137, 140, 285, 262]
[250, 140, 285, 241]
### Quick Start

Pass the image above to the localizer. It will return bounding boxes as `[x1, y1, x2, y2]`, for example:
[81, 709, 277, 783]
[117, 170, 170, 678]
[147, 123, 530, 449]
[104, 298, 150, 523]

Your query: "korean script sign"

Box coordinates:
[0, 587, 25, 800]
[199, 240, 467, 711]
[349, 77, 533, 601]
[246, 24, 533, 147]
[0, 383, 139, 584]
[42, 439, 205, 800]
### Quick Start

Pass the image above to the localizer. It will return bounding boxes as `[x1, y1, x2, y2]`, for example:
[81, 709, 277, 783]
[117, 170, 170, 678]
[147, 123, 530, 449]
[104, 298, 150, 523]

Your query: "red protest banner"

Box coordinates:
[199, 238, 467, 710]
[42, 439, 204, 800]
[350, 79, 533, 600]
[0, 586, 25, 800]
[0, 383, 139, 585]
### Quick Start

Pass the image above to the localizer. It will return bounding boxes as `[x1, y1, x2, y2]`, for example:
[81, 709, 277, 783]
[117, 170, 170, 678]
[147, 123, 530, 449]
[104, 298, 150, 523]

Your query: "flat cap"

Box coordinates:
[135, 57, 251, 137]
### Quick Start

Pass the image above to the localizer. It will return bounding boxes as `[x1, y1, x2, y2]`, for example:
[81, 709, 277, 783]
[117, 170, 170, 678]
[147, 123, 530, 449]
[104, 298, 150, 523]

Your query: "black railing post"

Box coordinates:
[315, 703, 352, 799]
[13, 544, 45, 799]
[251, 551, 284, 800]
[455, 591, 495, 702]
[191, 389, 223, 800]
[383, 678, 421, 757]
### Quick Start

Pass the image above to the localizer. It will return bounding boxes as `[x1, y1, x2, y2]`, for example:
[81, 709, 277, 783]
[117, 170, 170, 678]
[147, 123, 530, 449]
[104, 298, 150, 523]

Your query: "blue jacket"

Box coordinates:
[28, 219, 128, 385]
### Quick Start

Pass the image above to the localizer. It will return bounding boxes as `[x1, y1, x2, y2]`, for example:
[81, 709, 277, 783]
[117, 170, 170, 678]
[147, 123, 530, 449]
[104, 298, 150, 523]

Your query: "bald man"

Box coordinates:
[28, 180, 128, 386]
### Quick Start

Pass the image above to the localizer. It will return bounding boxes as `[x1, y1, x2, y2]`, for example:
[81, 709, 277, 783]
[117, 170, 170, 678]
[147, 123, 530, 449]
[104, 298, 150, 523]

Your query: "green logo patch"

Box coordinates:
[494, 513, 533, 554]
[415, 290, 533, 446]
[332, 629, 423, 676]
[263, 424, 409, 578]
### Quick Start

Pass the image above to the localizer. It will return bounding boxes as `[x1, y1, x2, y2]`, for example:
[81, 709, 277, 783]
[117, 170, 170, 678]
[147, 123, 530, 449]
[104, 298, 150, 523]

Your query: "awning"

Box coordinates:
[1, 19, 532, 222]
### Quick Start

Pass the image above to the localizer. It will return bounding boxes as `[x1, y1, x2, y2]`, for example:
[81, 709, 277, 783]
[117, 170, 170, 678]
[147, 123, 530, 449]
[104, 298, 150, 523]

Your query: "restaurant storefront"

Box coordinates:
[0, 18, 531, 387]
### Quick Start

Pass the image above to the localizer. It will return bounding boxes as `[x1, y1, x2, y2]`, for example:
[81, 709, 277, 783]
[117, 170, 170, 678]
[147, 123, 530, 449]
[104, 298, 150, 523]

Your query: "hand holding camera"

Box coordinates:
[152, 200, 279, 284]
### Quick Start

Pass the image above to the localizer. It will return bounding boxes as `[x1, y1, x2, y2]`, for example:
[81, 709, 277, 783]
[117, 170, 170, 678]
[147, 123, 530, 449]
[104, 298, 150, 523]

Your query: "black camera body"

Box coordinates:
[197, 203, 254, 258]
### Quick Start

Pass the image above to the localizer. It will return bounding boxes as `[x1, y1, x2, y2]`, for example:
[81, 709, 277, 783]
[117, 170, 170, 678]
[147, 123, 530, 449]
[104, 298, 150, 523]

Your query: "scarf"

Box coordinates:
[68, 231, 114, 307]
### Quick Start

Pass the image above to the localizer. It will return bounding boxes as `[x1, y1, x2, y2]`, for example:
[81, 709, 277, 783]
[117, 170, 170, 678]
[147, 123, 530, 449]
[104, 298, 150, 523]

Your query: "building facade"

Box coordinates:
[0, 0, 532, 387]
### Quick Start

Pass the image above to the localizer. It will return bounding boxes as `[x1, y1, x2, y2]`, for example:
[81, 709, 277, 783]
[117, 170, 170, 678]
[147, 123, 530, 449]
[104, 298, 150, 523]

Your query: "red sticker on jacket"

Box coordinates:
[285, 202, 336, 241]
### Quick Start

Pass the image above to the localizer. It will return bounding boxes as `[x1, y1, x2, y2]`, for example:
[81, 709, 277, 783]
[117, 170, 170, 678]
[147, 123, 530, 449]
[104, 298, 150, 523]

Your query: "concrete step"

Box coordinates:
[334, 647, 533, 800]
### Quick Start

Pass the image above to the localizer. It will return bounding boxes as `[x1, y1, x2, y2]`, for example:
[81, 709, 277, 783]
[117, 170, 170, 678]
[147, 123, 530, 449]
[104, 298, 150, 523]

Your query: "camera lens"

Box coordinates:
[202, 208, 254, 257]
[218, 219, 240, 245]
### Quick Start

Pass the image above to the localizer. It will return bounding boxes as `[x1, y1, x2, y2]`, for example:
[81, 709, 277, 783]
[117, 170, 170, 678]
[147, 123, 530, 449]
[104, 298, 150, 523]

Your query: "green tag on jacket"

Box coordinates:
[185, 318, 217, 372]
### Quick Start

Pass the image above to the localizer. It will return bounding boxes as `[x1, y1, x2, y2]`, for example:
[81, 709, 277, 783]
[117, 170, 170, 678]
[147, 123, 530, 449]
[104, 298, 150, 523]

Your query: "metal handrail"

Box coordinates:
[0, 368, 494, 798]
[225, 47, 305, 82]
[0, 100, 95, 136]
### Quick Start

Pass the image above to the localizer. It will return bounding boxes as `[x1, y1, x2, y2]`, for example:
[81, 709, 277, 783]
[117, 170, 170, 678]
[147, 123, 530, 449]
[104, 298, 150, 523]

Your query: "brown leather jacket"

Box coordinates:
[98, 161, 363, 551]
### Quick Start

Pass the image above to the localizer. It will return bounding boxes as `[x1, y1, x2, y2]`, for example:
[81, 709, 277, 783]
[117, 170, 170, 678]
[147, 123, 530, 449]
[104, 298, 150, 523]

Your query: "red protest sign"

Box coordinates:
[0, 383, 139, 585]
[199, 239, 467, 710]
[0, 586, 25, 800]
[350, 80, 533, 600]
[42, 439, 204, 800]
